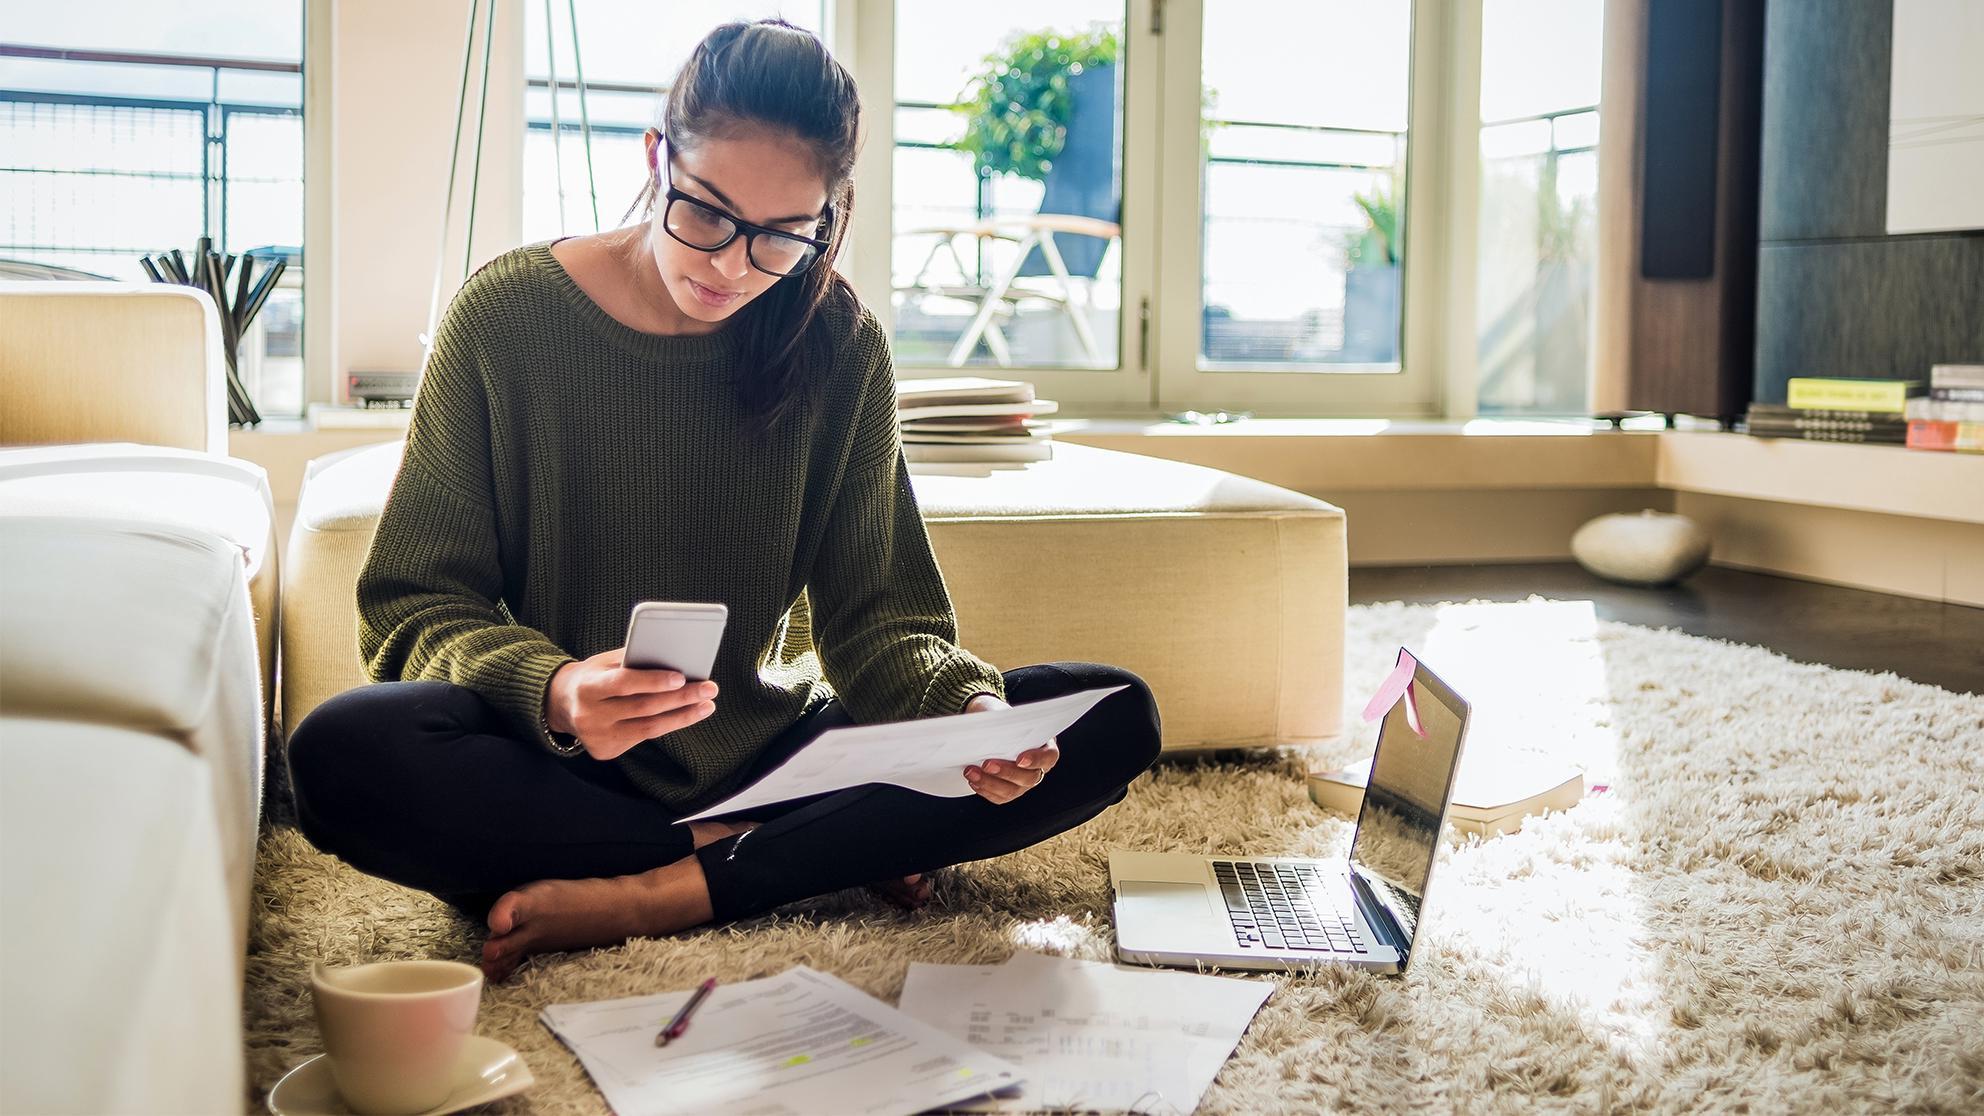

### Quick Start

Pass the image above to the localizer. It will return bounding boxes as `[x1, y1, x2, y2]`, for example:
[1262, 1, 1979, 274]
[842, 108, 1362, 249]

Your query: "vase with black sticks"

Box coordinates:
[138, 236, 287, 426]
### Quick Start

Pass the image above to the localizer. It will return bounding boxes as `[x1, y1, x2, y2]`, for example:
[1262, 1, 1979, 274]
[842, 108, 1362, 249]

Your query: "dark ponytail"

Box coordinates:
[623, 20, 863, 430]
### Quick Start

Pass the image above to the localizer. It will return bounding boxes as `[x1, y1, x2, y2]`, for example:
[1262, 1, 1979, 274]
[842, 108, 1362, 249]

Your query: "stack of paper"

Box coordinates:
[896, 377, 1059, 472]
[897, 951, 1272, 1113]
[541, 966, 1022, 1116]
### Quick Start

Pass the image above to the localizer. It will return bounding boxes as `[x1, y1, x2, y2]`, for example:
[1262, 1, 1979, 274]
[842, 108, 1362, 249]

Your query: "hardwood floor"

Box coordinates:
[1350, 563, 1984, 695]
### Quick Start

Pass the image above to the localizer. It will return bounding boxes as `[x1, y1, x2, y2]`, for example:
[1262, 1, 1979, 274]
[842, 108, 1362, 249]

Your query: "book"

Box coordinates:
[1930, 363, 1984, 390]
[1905, 397, 1984, 423]
[1930, 387, 1984, 403]
[903, 440, 1054, 464]
[900, 415, 1039, 433]
[1905, 420, 1984, 453]
[894, 376, 1035, 408]
[900, 429, 1046, 444]
[897, 399, 1061, 422]
[1744, 406, 1909, 443]
[1747, 403, 1908, 425]
[1307, 758, 1585, 839]
[1784, 378, 1926, 413]
[1746, 424, 1908, 445]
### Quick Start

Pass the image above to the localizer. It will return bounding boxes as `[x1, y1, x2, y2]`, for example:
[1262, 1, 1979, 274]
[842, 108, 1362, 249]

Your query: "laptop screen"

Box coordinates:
[1347, 651, 1470, 959]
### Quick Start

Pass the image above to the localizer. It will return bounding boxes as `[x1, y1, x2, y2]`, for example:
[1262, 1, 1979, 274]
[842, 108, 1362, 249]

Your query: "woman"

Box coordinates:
[286, 19, 1160, 982]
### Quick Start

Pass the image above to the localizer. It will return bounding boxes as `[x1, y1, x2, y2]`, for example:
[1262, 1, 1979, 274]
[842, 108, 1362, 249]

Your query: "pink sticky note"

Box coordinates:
[1361, 649, 1426, 737]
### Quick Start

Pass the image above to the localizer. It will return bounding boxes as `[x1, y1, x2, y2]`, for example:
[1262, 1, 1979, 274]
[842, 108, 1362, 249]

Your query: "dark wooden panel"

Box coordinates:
[1759, 0, 1892, 242]
[1628, 0, 1762, 418]
[1754, 236, 1984, 401]
[1641, 0, 1724, 279]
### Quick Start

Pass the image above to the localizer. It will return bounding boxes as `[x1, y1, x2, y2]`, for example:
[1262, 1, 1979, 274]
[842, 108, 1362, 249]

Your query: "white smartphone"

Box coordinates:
[623, 601, 729, 681]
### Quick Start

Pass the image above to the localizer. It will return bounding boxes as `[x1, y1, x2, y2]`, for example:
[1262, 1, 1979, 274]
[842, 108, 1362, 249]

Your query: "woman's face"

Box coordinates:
[641, 128, 831, 326]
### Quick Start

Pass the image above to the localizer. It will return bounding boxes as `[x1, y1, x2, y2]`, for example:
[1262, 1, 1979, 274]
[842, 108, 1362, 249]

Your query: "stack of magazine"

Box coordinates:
[895, 377, 1058, 473]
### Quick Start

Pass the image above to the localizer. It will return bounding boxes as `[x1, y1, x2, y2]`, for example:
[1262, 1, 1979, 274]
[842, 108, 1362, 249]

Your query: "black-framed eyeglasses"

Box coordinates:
[654, 139, 832, 278]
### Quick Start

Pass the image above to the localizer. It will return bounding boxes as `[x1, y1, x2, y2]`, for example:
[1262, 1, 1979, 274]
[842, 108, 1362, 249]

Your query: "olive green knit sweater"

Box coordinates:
[355, 240, 1004, 814]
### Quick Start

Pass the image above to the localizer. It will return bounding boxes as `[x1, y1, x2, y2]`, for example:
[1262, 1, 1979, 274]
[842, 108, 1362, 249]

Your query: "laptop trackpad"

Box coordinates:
[1118, 880, 1217, 920]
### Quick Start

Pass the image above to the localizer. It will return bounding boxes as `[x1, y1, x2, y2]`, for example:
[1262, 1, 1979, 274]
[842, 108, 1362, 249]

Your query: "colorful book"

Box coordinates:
[1905, 420, 1984, 453]
[1784, 378, 1926, 413]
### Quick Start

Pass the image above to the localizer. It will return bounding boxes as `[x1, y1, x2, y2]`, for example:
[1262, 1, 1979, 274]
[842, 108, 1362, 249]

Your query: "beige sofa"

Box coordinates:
[0, 282, 268, 1113]
[282, 440, 1347, 749]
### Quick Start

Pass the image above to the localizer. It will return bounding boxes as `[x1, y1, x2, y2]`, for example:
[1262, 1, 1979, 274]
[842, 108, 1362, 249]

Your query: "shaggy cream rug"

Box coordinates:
[245, 600, 1984, 1114]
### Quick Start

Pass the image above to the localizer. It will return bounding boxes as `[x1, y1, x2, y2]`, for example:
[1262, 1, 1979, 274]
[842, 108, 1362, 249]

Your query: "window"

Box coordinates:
[500, 2, 1609, 416]
[0, 5, 307, 417]
[1475, 0, 1602, 415]
[1199, 3, 1411, 372]
[522, 2, 827, 246]
[889, 2, 1125, 373]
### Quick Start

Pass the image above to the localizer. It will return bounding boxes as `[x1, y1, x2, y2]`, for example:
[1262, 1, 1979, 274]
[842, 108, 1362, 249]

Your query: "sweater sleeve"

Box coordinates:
[807, 321, 1007, 724]
[354, 296, 576, 748]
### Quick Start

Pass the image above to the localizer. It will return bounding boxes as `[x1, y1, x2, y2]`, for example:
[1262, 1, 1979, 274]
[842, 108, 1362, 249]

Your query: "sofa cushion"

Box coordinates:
[0, 516, 263, 931]
[0, 443, 278, 727]
[0, 281, 227, 454]
[0, 719, 244, 1115]
[284, 440, 1347, 748]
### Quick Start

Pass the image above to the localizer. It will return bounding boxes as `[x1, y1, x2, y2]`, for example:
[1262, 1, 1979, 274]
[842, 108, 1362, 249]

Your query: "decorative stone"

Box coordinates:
[1571, 510, 1711, 586]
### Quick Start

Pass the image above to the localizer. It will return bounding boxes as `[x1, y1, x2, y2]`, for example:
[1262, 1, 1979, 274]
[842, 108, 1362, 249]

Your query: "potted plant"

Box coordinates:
[1339, 180, 1401, 364]
[956, 28, 1118, 185]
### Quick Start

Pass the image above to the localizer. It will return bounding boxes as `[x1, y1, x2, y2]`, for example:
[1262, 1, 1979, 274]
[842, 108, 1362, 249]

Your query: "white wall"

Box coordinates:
[310, 0, 525, 405]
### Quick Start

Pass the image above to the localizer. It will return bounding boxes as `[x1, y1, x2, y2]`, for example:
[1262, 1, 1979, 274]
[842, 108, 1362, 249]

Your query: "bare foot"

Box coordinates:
[867, 872, 935, 911]
[481, 856, 715, 981]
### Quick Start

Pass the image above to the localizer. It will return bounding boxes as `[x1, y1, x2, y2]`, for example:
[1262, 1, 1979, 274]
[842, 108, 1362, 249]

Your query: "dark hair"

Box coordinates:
[623, 19, 863, 429]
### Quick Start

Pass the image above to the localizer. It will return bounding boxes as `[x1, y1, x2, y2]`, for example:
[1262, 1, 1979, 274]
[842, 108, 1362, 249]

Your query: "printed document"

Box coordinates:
[540, 966, 1022, 1116]
[680, 685, 1126, 822]
[897, 951, 1271, 1113]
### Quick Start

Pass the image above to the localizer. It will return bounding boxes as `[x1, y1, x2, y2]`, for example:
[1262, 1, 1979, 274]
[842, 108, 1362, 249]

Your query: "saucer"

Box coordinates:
[268, 1035, 534, 1116]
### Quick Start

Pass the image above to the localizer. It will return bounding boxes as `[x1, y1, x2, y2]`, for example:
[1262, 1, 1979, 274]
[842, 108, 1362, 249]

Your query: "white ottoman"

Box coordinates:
[282, 441, 1346, 750]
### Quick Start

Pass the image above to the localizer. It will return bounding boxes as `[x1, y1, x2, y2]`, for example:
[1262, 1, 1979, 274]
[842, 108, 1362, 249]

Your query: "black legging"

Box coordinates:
[285, 662, 1160, 922]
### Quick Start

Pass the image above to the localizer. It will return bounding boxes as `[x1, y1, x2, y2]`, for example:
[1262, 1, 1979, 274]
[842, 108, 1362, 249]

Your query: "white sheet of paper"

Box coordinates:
[679, 685, 1126, 822]
[539, 966, 1023, 1116]
[896, 951, 1272, 1114]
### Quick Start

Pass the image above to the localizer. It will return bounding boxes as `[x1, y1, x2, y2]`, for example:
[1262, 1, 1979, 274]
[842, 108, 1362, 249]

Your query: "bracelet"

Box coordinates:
[539, 709, 585, 756]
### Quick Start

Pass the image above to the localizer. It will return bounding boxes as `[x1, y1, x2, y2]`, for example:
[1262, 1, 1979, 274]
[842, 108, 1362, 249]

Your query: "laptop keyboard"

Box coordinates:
[1211, 860, 1368, 954]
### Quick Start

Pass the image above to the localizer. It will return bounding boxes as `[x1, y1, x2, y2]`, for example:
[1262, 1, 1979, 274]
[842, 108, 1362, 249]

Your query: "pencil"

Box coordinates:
[655, 978, 717, 1047]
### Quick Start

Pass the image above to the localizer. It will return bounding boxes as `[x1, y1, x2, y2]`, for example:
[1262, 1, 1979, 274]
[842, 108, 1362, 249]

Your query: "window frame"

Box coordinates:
[845, 0, 1490, 417]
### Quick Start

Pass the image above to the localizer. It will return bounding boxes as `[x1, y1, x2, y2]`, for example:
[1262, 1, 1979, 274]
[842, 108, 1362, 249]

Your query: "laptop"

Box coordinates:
[1110, 649, 1471, 974]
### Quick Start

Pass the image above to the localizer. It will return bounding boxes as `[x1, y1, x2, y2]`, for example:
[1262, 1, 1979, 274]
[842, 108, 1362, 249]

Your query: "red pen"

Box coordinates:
[655, 978, 718, 1047]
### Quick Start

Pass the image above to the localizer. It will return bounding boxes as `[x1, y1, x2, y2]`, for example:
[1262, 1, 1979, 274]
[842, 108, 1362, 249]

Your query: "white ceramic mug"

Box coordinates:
[310, 960, 484, 1115]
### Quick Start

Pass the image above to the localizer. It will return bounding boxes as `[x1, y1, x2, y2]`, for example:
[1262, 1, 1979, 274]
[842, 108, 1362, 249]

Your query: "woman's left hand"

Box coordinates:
[961, 693, 1058, 804]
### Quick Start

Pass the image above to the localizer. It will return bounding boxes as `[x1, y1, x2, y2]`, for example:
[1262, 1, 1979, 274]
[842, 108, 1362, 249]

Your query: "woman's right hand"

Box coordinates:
[544, 648, 718, 761]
